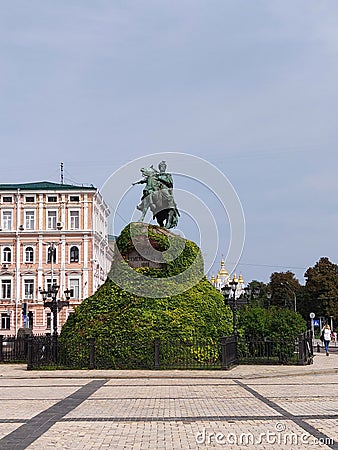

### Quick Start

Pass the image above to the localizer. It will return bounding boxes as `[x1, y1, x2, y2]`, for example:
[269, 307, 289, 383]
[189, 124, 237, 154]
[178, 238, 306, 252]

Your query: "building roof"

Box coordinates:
[0, 181, 96, 191]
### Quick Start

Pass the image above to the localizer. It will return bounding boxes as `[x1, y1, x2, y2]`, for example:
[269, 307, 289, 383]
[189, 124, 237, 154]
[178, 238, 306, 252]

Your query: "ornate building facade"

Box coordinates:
[0, 182, 113, 335]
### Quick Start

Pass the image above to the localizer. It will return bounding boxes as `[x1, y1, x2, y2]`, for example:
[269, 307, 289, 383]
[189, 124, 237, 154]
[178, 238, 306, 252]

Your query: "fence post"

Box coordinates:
[220, 337, 227, 370]
[298, 333, 304, 365]
[27, 335, 33, 371]
[154, 338, 160, 369]
[234, 335, 238, 365]
[52, 333, 58, 364]
[89, 338, 95, 370]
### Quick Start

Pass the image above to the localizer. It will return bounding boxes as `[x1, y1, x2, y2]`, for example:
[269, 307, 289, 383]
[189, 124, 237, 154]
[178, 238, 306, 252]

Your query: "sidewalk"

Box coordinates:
[1, 350, 337, 380]
[0, 352, 337, 449]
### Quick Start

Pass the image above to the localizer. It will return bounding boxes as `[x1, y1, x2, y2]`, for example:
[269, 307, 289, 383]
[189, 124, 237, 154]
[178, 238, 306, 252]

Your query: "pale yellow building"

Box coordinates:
[0, 181, 113, 335]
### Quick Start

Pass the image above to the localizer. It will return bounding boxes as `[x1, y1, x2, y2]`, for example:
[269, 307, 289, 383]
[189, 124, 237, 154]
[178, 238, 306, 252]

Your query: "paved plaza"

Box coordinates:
[0, 350, 337, 449]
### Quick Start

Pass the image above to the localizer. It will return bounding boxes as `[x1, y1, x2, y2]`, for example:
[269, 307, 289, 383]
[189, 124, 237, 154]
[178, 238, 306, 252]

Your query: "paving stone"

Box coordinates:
[0, 353, 336, 449]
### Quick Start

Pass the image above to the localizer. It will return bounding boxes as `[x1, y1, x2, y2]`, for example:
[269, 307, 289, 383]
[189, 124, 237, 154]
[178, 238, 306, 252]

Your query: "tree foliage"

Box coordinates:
[243, 280, 269, 307]
[238, 305, 306, 341]
[303, 257, 338, 320]
[269, 271, 301, 310]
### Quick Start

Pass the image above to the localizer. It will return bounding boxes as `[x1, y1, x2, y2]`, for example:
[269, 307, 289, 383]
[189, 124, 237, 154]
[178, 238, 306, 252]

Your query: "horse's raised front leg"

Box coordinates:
[139, 209, 147, 222]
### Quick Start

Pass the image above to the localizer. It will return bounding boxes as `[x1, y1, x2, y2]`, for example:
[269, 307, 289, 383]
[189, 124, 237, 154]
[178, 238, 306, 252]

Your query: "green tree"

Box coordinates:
[238, 305, 306, 341]
[237, 305, 306, 364]
[243, 280, 269, 308]
[303, 257, 338, 322]
[237, 305, 269, 339]
[269, 271, 301, 311]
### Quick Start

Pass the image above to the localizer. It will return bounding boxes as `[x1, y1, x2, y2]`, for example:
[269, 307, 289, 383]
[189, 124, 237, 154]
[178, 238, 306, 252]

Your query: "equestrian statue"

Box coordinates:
[132, 161, 180, 229]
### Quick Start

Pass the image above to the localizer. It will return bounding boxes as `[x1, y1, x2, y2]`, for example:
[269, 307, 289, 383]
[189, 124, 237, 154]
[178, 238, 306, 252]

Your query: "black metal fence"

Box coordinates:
[237, 331, 313, 365]
[0, 335, 28, 363]
[26, 335, 233, 371]
[297, 330, 313, 365]
[1, 330, 313, 370]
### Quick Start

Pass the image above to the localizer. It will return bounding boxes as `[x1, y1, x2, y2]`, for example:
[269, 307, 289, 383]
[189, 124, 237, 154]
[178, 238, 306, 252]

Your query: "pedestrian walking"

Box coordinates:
[321, 324, 332, 356]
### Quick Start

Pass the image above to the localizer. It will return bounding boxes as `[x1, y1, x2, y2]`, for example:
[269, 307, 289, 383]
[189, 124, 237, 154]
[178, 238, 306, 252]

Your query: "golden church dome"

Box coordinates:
[232, 273, 238, 283]
[217, 259, 229, 277]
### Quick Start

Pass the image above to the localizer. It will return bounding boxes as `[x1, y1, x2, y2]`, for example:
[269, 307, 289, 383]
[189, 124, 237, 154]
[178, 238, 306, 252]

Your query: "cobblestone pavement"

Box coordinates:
[0, 352, 337, 449]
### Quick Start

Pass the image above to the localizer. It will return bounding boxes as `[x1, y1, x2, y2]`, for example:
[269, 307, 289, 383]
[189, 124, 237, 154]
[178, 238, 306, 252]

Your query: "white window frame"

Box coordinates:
[25, 195, 35, 203]
[69, 210, 80, 230]
[46, 312, 51, 329]
[69, 278, 80, 299]
[2, 210, 12, 231]
[25, 210, 35, 230]
[69, 195, 80, 202]
[24, 246, 34, 263]
[24, 278, 34, 299]
[47, 246, 57, 264]
[3, 246, 12, 263]
[47, 210, 57, 230]
[1, 313, 10, 330]
[1, 279, 11, 299]
[46, 278, 58, 292]
[69, 245, 80, 263]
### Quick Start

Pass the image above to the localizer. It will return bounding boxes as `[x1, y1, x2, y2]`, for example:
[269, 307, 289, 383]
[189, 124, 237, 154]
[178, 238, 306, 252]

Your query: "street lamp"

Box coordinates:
[222, 275, 239, 336]
[243, 286, 261, 306]
[39, 285, 71, 336]
[39, 285, 71, 362]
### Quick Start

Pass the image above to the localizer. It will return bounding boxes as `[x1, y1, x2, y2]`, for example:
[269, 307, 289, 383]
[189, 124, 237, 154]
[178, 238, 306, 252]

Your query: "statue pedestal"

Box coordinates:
[123, 223, 173, 269]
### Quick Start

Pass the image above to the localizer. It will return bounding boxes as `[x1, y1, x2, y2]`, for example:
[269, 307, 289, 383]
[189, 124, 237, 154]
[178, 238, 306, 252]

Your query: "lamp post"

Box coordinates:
[222, 275, 239, 336]
[39, 285, 71, 361]
[243, 286, 261, 306]
[39, 286, 72, 336]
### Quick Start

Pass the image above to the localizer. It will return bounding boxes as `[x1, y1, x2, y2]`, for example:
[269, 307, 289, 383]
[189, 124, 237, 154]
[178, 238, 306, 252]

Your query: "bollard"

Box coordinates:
[317, 343, 320, 353]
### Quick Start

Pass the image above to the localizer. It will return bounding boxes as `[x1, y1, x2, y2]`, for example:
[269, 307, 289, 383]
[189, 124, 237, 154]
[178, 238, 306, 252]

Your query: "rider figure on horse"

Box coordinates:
[132, 161, 179, 229]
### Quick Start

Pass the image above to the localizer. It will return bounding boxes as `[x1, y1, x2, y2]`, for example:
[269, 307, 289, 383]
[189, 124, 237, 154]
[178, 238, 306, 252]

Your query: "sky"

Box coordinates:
[1, 1, 338, 284]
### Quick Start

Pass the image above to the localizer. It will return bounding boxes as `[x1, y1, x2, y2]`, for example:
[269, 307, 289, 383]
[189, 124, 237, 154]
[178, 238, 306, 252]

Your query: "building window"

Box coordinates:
[69, 195, 80, 202]
[24, 279, 34, 299]
[69, 211, 79, 229]
[46, 312, 51, 329]
[1, 313, 10, 330]
[69, 279, 79, 298]
[2, 211, 12, 230]
[47, 211, 57, 229]
[70, 246, 79, 263]
[25, 246, 34, 263]
[46, 278, 58, 292]
[3, 247, 11, 263]
[25, 196, 35, 203]
[25, 210, 35, 229]
[1, 280, 11, 299]
[47, 196, 57, 202]
[47, 246, 56, 264]
[2, 196, 13, 203]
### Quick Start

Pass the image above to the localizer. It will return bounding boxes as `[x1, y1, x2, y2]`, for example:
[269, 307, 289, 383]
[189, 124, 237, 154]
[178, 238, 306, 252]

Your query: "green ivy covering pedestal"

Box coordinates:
[60, 223, 232, 368]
